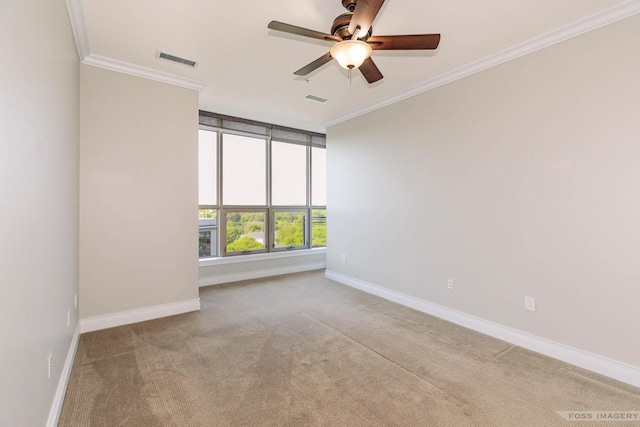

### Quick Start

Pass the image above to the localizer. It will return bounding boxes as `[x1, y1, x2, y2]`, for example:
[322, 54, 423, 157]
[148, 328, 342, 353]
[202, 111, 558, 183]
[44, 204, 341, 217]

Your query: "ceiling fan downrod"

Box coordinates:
[342, 0, 357, 12]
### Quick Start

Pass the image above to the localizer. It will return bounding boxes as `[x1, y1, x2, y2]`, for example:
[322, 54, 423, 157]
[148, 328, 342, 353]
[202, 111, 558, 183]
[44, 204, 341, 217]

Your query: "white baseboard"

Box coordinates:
[80, 298, 201, 333]
[199, 262, 326, 287]
[46, 323, 80, 427]
[325, 270, 640, 389]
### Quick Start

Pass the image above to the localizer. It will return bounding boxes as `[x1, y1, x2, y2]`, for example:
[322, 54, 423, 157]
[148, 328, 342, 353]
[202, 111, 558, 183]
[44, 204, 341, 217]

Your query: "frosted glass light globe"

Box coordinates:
[330, 40, 372, 69]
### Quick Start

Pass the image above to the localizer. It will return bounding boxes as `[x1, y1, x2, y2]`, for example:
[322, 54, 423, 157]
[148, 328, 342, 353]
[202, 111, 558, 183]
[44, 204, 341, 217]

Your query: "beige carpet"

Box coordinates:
[59, 270, 640, 426]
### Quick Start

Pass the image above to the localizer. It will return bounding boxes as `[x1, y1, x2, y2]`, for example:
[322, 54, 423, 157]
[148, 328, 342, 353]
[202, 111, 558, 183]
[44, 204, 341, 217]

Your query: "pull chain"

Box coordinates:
[348, 68, 352, 86]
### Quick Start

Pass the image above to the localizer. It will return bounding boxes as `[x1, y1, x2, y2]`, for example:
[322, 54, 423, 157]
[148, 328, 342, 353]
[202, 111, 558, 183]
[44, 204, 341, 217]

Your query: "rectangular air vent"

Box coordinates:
[304, 94, 328, 103]
[158, 51, 197, 68]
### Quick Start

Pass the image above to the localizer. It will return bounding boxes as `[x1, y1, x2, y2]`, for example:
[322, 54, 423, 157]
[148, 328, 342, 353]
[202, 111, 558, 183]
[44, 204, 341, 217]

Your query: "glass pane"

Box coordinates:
[274, 211, 306, 249]
[223, 134, 266, 205]
[199, 209, 218, 258]
[198, 130, 217, 205]
[312, 209, 327, 248]
[272, 142, 307, 206]
[226, 211, 266, 253]
[312, 147, 326, 206]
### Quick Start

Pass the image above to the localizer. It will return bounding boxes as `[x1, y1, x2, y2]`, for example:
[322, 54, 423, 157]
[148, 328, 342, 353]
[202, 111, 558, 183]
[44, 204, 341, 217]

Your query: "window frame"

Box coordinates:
[198, 116, 326, 259]
[310, 208, 327, 249]
[271, 140, 309, 207]
[271, 207, 309, 252]
[221, 131, 268, 207]
[222, 207, 269, 257]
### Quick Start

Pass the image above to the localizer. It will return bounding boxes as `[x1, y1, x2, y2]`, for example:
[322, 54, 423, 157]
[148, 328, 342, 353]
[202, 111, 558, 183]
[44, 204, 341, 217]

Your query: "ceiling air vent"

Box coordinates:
[158, 51, 198, 68]
[304, 94, 328, 103]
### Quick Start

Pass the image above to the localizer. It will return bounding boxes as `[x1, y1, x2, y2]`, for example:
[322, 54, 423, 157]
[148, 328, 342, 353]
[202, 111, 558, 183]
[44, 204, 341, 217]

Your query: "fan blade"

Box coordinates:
[294, 52, 334, 76]
[268, 21, 341, 42]
[367, 34, 441, 50]
[348, 0, 385, 39]
[359, 57, 383, 84]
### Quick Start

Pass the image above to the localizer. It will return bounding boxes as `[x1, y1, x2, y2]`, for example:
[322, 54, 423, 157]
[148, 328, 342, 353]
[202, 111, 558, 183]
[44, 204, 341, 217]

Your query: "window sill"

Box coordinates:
[198, 247, 327, 267]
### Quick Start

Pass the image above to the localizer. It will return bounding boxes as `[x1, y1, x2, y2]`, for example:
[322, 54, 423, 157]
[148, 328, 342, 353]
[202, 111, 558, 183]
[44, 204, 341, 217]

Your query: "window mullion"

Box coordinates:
[307, 137, 312, 248]
[266, 129, 272, 251]
[217, 131, 223, 256]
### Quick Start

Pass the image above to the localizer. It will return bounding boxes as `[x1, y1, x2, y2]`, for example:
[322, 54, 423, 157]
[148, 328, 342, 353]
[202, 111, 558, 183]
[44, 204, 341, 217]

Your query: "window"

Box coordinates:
[198, 130, 217, 205]
[199, 209, 218, 257]
[312, 147, 326, 206]
[311, 209, 327, 248]
[272, 141, 307, 206]
[198, 112, 326, 258]
[222, 134, 266, 206]
[273, 210, 307, 250]
[198, 128, 218, 258]
[225, 211, 267, 254]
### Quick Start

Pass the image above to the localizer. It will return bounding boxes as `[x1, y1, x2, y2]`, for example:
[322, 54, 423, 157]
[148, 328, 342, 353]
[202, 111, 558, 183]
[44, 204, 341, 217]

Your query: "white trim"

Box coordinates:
[200, 262, 326, 287]
[65, 0, 90, 60]
[46, 323, 80, 427]
[199, 247, 327, 267]
[64, 1, 206, 92]
[325, 270, 640, 389]
[79, 298, 201, 333]
[83, 54, 206, 92]
[322, 0, 640, 128]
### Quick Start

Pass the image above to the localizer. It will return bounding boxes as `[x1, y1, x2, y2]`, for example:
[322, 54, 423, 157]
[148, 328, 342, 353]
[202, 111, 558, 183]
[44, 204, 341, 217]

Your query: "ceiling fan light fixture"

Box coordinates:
[330, 39, 372, 70]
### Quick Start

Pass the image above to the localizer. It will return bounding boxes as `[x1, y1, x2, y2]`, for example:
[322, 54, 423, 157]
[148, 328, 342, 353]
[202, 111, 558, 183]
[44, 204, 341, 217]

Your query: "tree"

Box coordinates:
[226, 222, 243, 243]
[275, 212, 304, 247]
[227, 236, 263, 252]
[276, 224, 303, 247]
[312, 223, 326, 247]
[246, 222, 263, 233]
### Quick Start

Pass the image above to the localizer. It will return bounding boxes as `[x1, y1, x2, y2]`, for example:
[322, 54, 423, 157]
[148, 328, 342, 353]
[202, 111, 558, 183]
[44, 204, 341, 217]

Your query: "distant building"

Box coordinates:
[199, 218, 217, 257]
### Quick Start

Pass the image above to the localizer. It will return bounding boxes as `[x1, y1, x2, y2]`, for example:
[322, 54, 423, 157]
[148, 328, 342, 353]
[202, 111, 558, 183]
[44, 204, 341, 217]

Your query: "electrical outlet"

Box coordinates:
[447, 279, 455, 290]
[48, 352, 53, 378]
[525, 296, 536, 311]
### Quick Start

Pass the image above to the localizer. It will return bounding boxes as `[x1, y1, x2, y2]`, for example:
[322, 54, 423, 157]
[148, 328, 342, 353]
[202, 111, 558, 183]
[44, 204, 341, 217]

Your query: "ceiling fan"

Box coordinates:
[267, 0, 441, 84]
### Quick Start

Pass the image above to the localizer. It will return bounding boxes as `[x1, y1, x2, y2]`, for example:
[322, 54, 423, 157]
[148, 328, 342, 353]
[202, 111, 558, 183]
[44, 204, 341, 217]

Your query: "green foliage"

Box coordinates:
[226, 212, 265, 244]
[227, 236, 264, 252]
[275, 212, 304, 247]
[226, 223, 243, 243]
[246, 223, 263, 233]
[312, 223, 326, 247]
[221, 210, 326, 252]
[276, 224, 303, 247]
[311, 210, 327, 247]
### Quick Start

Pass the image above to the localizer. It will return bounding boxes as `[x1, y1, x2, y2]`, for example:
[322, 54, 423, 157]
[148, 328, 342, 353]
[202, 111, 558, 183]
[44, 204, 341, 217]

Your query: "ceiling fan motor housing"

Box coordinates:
[331, 12, 371, 41]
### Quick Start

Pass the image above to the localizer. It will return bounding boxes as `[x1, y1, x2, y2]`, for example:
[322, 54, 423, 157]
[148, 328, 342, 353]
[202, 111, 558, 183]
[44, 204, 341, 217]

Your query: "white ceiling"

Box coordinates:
[77, 0, 629, 133]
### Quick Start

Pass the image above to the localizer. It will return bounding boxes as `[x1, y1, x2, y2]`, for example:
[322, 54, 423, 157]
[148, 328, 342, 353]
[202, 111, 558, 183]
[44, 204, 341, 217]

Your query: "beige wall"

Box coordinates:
[79, 65, 199, 318]
[327, 14, 640, 367]
[0, 0, 80, 424]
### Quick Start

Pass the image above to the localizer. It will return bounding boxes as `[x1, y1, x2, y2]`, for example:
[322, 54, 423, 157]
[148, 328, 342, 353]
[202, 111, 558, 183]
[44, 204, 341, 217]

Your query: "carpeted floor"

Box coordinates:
[59, 270, 640, 426]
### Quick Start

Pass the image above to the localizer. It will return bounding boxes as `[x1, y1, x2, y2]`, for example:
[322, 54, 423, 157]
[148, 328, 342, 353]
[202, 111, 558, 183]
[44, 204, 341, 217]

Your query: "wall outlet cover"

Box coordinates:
[525, 296, 536, 311]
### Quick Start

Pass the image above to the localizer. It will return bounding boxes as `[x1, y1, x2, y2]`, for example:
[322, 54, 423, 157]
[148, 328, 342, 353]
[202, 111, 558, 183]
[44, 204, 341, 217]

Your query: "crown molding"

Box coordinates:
[83, 54, 207, 92]
[65, 0, 90, 60]
[323, 0, 640, 128]
[65, 0, 206, 92]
